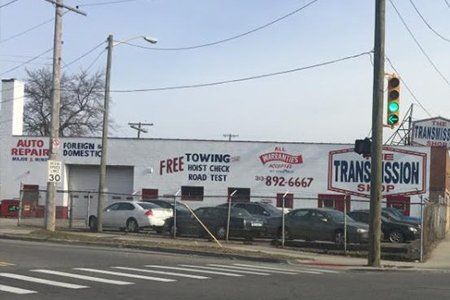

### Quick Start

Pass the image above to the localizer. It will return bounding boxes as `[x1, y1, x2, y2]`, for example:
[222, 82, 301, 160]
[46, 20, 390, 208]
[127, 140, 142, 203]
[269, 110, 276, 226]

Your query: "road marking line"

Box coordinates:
[0, 273, 88, 289]
[179, 265, 270, 276]
[0, 262, 14, 267]
[0, 284, 37, 295]
[210, 264, 299, 275]
[32, 270, 134, 285]
[74, 268, 176, 283]
[144, 265, 243, 277]
[233, 263, 327, 274]
[113, 267, 210, 280]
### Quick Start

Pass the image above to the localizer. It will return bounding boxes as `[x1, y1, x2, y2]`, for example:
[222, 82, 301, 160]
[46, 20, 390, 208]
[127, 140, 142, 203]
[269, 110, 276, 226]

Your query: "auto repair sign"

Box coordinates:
[412, 117, 450, 147]
[328, 147, 427, 198]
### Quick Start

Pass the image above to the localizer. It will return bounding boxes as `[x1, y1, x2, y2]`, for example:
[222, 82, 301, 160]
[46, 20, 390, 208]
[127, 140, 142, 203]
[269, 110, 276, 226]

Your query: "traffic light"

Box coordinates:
[354, 138, 371, 158]
[387, 75, 400, 127]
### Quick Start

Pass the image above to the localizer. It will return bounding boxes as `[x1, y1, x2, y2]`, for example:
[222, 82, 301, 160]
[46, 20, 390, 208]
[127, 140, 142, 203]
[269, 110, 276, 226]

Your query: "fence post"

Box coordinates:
[226, 190, 237, 242]
[344, 194, 348, 254]
[281, 191, 289, 248]
[420, 194, 424, 262]
[69, 192, 73, 229]
[173, 195, 177, 239]
[86, 192, 91, 228]
[17, 183, 23, 227]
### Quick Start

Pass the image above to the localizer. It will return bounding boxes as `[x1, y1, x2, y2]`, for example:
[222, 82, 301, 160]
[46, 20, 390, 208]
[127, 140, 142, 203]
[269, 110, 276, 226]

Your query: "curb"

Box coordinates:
[0, 233, 290, 264]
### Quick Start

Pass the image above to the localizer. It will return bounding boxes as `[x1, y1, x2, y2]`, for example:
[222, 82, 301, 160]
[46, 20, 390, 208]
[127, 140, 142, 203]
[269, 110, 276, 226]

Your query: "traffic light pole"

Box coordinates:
[368, 0, 385, 267]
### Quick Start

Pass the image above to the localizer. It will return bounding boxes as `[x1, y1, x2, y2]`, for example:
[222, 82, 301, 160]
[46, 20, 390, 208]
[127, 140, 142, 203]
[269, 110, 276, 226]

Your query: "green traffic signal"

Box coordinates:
[387, 114, 399, 125]
[388, 102, 399, 112]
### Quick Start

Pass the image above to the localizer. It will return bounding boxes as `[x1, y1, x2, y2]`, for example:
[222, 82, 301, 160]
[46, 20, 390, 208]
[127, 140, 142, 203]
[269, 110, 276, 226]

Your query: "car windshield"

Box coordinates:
[137, 203, 159, 209]
[382, 210, 402, 221]
[231, 208, 253, 218]
[385, 208, 403, 218]
[259, 203, 282, 216]
[325, 210, 356, 223]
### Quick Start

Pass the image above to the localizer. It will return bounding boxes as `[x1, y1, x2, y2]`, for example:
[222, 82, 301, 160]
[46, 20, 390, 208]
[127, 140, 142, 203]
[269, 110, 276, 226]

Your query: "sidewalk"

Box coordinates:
[1, 218, 449, 270]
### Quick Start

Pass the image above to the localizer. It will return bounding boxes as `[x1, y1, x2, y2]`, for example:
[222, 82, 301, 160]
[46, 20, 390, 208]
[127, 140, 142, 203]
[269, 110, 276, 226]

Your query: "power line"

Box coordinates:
[0, 48, 53, 76]
[0, 17, 54, 44]
[76, 0, 137, 7]
[408, 0, 450, 43]
[125, 0, 320, 51]
[385, 56, 433, 117]
[85, 48, 106, 72]
[445, 0, 450, 9]
[62, 41, 106, 69]
[0, 0, 19, 9]
[110, 50, 372, 93]
[389, 0, 450, 86]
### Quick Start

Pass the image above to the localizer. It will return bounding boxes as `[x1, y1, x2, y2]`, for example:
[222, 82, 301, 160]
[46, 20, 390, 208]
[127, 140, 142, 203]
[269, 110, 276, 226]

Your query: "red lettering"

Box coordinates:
[11, 148, 17, 155]
[159, 160, 166, 175]
[166, 159, 173, 174]
[43, 149, 49, 156]
[386, 185, 395, 192]
[383, 154, 394, 161]
[357, 184, 366, 192]
[36, 140, 44, 148]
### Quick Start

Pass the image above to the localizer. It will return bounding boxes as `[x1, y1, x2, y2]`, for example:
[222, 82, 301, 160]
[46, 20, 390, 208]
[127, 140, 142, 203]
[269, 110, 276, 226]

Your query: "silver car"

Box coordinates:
[88, 201, 173, 232]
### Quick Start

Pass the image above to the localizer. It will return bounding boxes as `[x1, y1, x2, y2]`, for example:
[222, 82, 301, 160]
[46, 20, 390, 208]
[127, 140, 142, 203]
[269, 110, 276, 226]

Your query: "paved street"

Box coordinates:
[0, 239, 449, 299]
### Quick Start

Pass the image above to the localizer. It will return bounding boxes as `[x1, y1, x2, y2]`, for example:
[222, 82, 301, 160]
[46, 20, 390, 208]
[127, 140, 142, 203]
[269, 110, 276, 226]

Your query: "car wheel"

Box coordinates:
[126, 218, 139, 233]
[334, 230, 345, 245]
[216, 226, 227, 240]
[88, 216, 97, 232]
[388, 230, 405, 243]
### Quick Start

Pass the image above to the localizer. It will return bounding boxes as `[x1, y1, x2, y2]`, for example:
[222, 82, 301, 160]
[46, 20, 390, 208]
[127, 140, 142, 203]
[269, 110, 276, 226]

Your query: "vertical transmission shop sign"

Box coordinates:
[47, 160, 62, 183]
[412, 117, 450, 147]
[328, 147, 427, 198]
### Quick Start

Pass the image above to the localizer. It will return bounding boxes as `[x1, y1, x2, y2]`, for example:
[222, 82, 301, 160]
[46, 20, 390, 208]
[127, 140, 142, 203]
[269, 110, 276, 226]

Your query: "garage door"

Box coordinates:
[68, 165, 134, 219]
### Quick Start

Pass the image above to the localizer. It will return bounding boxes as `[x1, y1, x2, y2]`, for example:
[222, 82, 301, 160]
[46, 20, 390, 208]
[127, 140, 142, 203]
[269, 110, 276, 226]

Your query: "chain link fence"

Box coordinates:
[9, 187, 449, 261]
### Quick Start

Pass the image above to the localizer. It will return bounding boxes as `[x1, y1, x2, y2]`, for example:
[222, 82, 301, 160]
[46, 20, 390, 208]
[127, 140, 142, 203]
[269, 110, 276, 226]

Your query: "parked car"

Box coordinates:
[143, 199, 190, 216]
[383, 207, 421, 224]
[217, 202, 282, 237]
[164, 206, 265, 240]
[88, 201, 173, 232]
[348, 210, 420, 243]
[283, 208, 369, 244]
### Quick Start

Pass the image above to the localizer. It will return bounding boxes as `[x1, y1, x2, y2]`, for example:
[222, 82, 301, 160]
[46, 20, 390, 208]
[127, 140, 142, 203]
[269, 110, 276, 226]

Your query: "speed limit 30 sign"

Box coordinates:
[48, 160, 62, 183]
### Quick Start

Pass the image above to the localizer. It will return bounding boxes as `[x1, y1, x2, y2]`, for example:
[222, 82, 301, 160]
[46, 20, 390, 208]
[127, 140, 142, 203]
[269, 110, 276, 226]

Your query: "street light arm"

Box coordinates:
[113, 36, 157, 47]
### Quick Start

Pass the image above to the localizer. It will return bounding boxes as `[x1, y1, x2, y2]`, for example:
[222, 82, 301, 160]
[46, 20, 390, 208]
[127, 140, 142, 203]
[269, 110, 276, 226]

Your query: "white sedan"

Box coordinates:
[88, 201, 173, 232]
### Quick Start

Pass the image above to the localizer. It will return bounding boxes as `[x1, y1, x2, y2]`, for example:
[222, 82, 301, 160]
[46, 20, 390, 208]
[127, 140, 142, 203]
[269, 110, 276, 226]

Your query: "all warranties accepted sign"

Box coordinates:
[328, 147, 427, 198]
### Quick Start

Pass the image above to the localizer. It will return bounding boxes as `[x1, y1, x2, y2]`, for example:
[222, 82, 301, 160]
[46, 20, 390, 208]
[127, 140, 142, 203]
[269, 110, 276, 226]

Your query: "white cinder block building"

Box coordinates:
[1, 79, 438, 219]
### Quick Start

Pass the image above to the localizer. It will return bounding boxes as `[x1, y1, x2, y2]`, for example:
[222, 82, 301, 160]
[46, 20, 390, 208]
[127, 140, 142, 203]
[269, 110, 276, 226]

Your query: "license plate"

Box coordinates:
[251, 222, 263, 227]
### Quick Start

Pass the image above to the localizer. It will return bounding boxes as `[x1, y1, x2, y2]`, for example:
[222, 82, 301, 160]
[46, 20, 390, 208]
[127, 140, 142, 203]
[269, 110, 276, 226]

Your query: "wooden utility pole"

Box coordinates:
[128, 122, 153, 138]
[368, 0, 385, 267]
[223, 134, 238, 141]
[44, 0, 86, 232]
[97, 34, 113, 233]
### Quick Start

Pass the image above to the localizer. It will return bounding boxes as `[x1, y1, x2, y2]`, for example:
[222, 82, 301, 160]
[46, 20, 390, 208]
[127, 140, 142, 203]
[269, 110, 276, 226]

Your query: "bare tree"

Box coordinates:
[23, 67, 109, 137]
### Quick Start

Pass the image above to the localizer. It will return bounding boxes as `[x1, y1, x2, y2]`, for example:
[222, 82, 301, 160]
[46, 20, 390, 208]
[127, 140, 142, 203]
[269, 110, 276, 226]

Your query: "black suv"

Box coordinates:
[217, 202, 282, 238]
[348, 209, 420, 243]
[164, 206, 265, 240]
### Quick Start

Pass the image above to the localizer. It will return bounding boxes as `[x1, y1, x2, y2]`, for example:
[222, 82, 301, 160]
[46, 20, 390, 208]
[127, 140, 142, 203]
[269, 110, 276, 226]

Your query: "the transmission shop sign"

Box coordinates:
[328, 147, 427, 198]
[412, 117, 450, 147]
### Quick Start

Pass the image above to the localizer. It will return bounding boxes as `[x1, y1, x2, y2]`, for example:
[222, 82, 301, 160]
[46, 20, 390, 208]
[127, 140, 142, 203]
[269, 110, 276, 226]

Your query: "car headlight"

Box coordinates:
[409, 227, 418, 232]
[357, 228, 368, 233]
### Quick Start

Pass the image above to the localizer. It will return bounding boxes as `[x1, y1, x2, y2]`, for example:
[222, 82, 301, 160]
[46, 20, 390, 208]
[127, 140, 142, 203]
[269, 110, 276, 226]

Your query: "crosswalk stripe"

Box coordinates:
[145, 265, 243, 277]
[179, 265, 270, 276]
[0, 284, 37, 295]
[0, 273, 88, 289]
[32, 270, 134, 285]
[74, 268, 176, 282]
[209, 264, 299, 275]
[113, 267, 210, 280]
[232, 263, 326, 274]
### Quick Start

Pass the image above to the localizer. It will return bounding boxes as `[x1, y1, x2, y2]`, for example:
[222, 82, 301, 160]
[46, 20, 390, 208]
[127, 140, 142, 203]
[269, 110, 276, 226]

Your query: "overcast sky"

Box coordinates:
[0, 0, 449, 143]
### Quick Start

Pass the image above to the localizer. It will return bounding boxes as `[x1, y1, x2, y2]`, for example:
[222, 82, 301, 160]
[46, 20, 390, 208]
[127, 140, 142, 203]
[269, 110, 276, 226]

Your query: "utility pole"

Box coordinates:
[44, 0, 86, 232]
[223, 133, 238, 141]
[97, 34, 113, 233]
[368, 0, 385, 267]
[128, 122, 153, 138]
